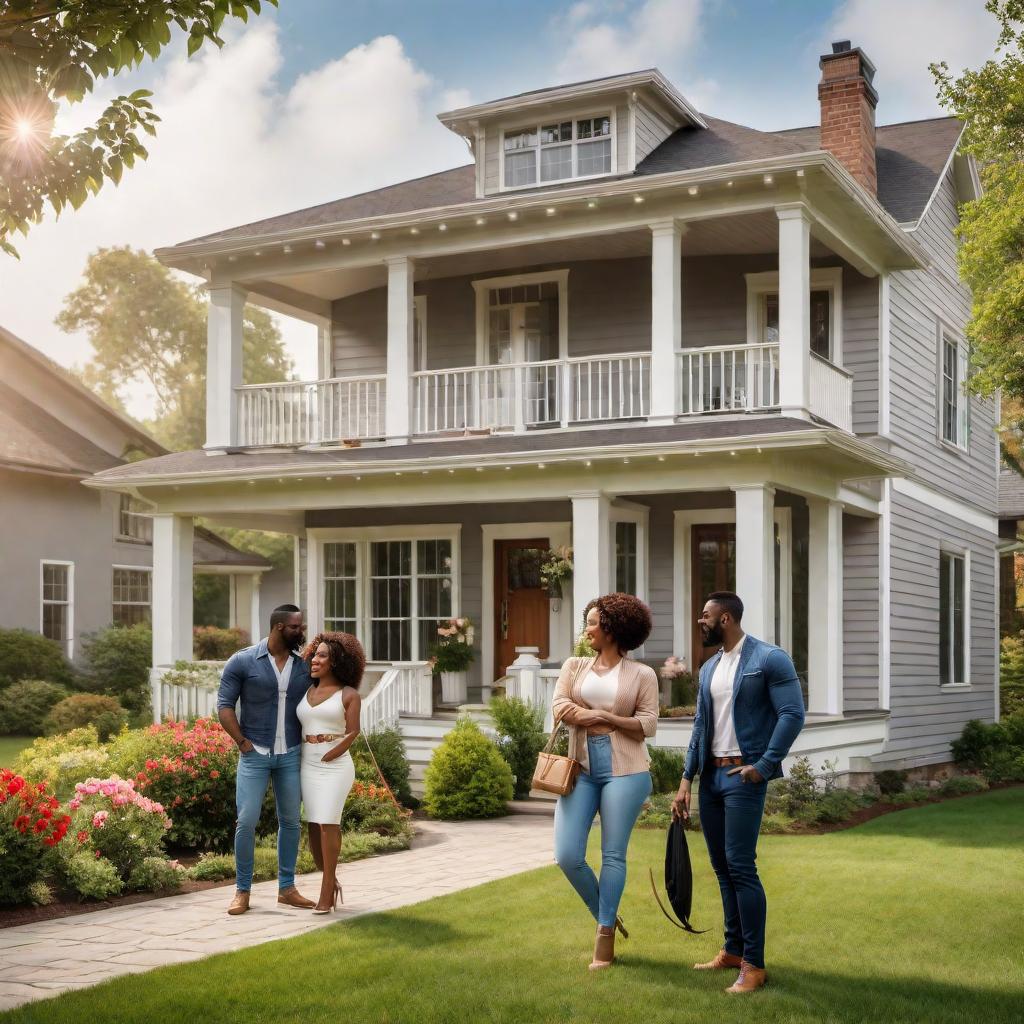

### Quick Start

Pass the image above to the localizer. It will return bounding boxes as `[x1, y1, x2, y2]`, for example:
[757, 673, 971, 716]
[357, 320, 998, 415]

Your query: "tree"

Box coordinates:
[56, 246, 292, 450]
[0, 0, 275, 257]
[931, 1, 1024, 423]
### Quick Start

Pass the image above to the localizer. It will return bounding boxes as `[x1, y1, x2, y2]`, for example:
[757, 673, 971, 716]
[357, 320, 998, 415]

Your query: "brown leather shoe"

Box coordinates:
[588, 926, 616, 971]
[227, 890, 250, 915]
[726, 961, 767, 993]
[277, 886, 315, 909]
[694, 949, 743, 970]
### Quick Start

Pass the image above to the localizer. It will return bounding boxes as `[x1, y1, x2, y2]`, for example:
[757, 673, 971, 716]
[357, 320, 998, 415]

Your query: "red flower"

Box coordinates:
[8, 777, 24, 796]
[209, 770, 220, 779]
[94, 850, 101, 859]
[32, 818, 48, 834]
[13, 814, 30, 832]
[77, 830, 89, 844]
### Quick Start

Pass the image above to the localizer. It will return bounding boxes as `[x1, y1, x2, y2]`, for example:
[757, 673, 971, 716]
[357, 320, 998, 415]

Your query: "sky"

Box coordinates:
[0, 0, 1001, 421]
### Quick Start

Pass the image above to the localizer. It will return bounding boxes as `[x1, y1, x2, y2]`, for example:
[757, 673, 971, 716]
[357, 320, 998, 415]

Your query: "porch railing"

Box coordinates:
[360, 660, 433, 734]
[235, 375, 386, 446]
[809, 353, 853, 431]
[678, 343, 780, 415]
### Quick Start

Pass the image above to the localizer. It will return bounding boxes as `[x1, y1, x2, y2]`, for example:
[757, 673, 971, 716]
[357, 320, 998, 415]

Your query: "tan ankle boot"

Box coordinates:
[589, 926, 616, 971]
[227, 890, 250, 915]
[694, 949, 742, 970]
[726, 961, 767, 993]
[277, 886, 315, 909]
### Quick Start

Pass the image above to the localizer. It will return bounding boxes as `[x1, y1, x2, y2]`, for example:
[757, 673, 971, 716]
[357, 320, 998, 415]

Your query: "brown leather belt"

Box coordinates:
[711, 756, 744, 767]
[304, 734, 340, 743]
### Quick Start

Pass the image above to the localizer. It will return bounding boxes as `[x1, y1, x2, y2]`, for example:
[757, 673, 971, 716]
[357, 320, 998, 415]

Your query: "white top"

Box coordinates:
[709, 636, 745, 757]
[580, 661, 621, 711]
[252, 652, 294, 756]
[296, 688, 347, 737]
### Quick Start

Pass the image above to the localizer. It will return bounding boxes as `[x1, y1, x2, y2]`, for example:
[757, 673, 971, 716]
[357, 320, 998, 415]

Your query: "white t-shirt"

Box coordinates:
[580, 661, 621, 711]
[709, 636, 745, 757]
[252, 653, 294, 756]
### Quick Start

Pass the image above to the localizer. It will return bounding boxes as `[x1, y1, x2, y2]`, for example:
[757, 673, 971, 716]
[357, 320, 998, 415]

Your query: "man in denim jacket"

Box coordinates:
[217, 604, 315, 915]
[672, 591, 804, 993]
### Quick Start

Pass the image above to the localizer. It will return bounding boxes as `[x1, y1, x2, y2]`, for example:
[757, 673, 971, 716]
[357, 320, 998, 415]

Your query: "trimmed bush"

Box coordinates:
[193, 626, 249, 661]
[80, 624, 152, 713]
[938, 774, 989, 797]
[0, 629, 72, 689]
[488, 696, 546, 799]
[888, 786, 933, 806]
[60, 850, 123, 900]
[801, 788, 864, 825]
[0, 679, 70, 736]
[351, 727, 414, 806]
[187, 853, 235, 882]
[423, 718, 513, 819]
[874, 769, 908, 796]
[45, 694, 127, 741]
[647, 745, 685, 794]
[952, 713, 1024, 784]
[128, 856, 185, 893]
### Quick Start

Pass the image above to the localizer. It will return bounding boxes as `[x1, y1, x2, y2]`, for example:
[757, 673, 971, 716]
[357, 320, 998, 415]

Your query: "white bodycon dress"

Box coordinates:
[296, 689, 356, 824]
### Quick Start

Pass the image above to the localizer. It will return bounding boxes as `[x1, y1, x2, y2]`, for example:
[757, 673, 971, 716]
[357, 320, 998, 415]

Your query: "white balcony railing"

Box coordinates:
[678, 343, 780, 415]
[809, 353, 853, 431]
[566, 352, 650, 423]
[235, 375, 386, 446]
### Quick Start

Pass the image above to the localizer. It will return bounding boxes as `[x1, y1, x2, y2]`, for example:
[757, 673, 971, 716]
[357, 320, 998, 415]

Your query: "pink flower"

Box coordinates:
[91, 811, 108, 829]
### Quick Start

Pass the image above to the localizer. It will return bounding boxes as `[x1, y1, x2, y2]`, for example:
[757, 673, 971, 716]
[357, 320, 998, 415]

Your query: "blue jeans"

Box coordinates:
[234, 745, 301, 892]
[698, 764, 770, 968]
[554, 735, 652, 928]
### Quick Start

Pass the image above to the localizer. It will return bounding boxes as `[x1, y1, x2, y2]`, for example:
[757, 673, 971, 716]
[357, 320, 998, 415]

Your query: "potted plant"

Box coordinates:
[430, 617, 475, 705]
[540, 546, 573, 610]
[658, 655, 693, 711]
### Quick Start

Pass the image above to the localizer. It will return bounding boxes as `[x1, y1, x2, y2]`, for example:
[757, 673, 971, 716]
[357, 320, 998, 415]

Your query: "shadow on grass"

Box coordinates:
[341, 912, 463, 947]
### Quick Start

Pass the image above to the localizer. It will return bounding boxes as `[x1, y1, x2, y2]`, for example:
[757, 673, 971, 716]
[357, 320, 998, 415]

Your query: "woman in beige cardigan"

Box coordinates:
[551, 592, 658, 970]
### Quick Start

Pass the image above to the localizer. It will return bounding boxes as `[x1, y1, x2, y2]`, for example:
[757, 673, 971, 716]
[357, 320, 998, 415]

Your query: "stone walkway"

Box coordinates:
[0, 815, 554, 1012]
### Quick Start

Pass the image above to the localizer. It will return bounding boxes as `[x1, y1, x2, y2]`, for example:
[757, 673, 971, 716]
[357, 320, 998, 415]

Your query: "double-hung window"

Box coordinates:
[41, 561, 73, 656]
[940, 330, 969, 448]
[112, 567, 151, 626]
[118, 494, 152, 543]
[323, 542, 358, 635]
[503, 114, 612, 188]
[939, 550, 967, 685]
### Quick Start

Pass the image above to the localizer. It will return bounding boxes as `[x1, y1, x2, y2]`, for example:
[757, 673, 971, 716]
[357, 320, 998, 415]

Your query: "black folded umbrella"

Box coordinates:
[648, 817, 708, 934]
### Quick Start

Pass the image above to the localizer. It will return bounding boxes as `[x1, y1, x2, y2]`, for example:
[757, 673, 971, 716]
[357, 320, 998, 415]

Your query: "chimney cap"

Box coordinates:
[832, 40, 852, 54]
[819, 41, 877, 84]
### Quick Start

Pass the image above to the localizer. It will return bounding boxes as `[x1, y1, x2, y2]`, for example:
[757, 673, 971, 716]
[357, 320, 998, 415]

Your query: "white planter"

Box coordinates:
[440, 671, 468, 705]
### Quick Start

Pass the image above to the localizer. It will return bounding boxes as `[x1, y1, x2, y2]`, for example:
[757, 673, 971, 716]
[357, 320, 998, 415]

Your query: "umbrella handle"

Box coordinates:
[647, 868, 709, 935]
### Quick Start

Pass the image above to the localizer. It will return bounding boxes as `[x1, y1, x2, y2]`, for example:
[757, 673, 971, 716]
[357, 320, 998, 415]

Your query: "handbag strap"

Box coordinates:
[541, 719, 567, 755]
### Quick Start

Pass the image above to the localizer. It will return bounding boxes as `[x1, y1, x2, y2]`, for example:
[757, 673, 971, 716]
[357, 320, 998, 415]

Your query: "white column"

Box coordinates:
[152, 514, 194, 666]
[733, 484, 775, 640]
[649, 220, 683, 422]
[570, 492, 611, 633]
[249, 574, 262, 643]
[776, 204, 811, 419]
[808, 497, 844, 714]
[385, 256, 415, 443]
[206, 284, 247, 449]
[229, 574, 262, 643]
[317, 318, 333, 380]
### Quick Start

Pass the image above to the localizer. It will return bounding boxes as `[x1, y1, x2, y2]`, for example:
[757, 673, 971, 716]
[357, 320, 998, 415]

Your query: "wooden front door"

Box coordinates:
[494, 539, 551, 677]
[691, 524, 736, 670]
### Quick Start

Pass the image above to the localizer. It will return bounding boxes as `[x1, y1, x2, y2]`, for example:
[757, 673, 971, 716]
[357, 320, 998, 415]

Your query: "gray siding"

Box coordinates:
[882, 490, 998, 767]
[842, 267, 879, 435]
[635, 100, 675, 164]
[888, 163, 998, 510]
[330, 289, 387, 378]
[843, 513, 879, 711]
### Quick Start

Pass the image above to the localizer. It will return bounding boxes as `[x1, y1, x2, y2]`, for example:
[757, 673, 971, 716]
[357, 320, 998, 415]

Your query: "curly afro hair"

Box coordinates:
[303, 631, 366, 688]
[584, 593, 652, 653]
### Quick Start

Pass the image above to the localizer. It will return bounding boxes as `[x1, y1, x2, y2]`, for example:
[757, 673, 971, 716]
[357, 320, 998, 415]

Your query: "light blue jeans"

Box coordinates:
[554, 735, 652, 927]
[234, 745, 301, 892]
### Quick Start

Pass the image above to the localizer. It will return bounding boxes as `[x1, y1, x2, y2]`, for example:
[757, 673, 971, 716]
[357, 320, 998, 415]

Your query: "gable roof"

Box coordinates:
[177, 115, 963, 248]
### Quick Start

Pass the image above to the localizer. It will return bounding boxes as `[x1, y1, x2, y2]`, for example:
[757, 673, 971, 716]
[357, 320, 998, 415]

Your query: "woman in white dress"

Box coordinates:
[298, 631, 363, 913]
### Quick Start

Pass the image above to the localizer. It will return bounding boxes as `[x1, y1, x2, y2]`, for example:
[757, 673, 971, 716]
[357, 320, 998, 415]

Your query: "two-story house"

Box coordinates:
[88, 41, 998, 779]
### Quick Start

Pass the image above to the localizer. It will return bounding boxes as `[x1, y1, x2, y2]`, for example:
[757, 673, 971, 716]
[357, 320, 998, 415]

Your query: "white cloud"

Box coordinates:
[1, 24, 468, 418]
[824, 0, 1000, 124]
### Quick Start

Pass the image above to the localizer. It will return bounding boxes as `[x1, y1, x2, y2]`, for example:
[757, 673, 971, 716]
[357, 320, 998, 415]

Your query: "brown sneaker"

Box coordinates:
[227, 890, 250, 915]
[726, 961, 767, 994]
[277, 886, 315, 909]
[694, 949, 743, 970]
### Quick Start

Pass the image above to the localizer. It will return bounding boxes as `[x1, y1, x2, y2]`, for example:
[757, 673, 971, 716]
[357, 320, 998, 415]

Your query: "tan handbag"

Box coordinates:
[532, 721, 581, 796]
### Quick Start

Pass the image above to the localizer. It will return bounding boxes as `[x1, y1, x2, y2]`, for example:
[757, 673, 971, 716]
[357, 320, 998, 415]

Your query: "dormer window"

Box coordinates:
[502, 113, 612, 189]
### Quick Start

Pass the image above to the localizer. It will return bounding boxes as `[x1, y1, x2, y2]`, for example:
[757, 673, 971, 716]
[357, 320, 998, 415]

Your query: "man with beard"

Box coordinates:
[217, 604, 316, 914]
[671, 591, 804, 993]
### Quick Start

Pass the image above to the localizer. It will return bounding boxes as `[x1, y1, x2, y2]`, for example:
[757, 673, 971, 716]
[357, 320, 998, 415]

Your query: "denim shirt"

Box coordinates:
[216, 639, 311, 750]
[683, 634, 805, 782]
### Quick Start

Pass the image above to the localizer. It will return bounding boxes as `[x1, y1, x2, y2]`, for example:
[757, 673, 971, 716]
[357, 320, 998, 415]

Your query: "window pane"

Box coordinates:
[43, 603, 67, 642]
[942, 338, 958, 443]
[577, 138, 611, 176]
[939, 555, 951, 684]
[540, 144, 572, 182]
[763, 294, 779, 344]
[504, 127, 537, 151]
[540, 122, 572, 144]
[615, 521, 638, 595]
[952, 555, 965, 683]
[810, 290, 830, 360]
[505, 150, 536, 187]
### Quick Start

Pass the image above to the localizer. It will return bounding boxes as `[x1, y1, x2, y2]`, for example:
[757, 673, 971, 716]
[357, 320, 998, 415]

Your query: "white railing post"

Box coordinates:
[777, 204, 812, 419]
[385, 256, 415, 444]
[207, 284, 246, 450]
[650, 219, 683, 423]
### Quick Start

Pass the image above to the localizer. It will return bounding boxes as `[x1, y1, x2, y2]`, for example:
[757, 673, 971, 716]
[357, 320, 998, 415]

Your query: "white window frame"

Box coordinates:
[111, 565, 152, 626]
[937, 322, 970, 452]
[939, 542, 971, 689]
[117, 493, 153, 543]
[499, 108, 616, 192]
[306, 525, 461, 663]
[472, 269, 570, 366]
[609, 502, 649, 602]
[413, 295, 428, 372]
[40, 559, 74, 658]
[745, 268, 844, 366]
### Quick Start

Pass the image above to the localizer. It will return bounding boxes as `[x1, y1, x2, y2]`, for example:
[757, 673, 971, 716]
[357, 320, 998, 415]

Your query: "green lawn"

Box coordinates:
[0, 736, 35, 769]
[4, 789, 1023, 1024]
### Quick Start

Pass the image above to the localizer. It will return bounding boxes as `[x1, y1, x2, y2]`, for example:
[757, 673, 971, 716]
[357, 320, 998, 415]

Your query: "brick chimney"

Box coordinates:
[818, 40, 878, 194]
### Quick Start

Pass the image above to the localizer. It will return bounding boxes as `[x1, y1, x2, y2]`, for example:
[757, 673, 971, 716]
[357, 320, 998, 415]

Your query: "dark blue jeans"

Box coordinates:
[698, 765, 769, 969]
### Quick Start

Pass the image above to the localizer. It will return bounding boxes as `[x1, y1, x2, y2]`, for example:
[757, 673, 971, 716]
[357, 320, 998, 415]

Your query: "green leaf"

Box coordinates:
[186, 32, 203, 57]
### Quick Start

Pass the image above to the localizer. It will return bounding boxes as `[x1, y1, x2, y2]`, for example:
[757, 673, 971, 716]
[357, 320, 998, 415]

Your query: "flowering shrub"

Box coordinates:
[343, 781, 411, 838]
[430, 617, 476, 674]
[52, 776, 174, 900]
[0, 679, 71, 736]
[132, 718, 244, 851]
[658, 656, 696, 709]
[0, 769, 71, 905]
[14, 726, 110, 797]
[193, 626, 249, 660]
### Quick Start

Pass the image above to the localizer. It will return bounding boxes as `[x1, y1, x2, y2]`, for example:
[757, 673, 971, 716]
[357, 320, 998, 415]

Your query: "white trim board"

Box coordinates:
[480, 521, 571, 687]
[39, 559, 75, 660]
[890, 478, 998, 535]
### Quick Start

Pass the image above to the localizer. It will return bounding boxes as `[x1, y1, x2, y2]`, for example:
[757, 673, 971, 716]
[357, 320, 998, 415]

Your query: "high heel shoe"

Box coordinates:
[335, 881, 343, 906]
[312, 883, 339, 915]
[589, 925, 616, 971]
